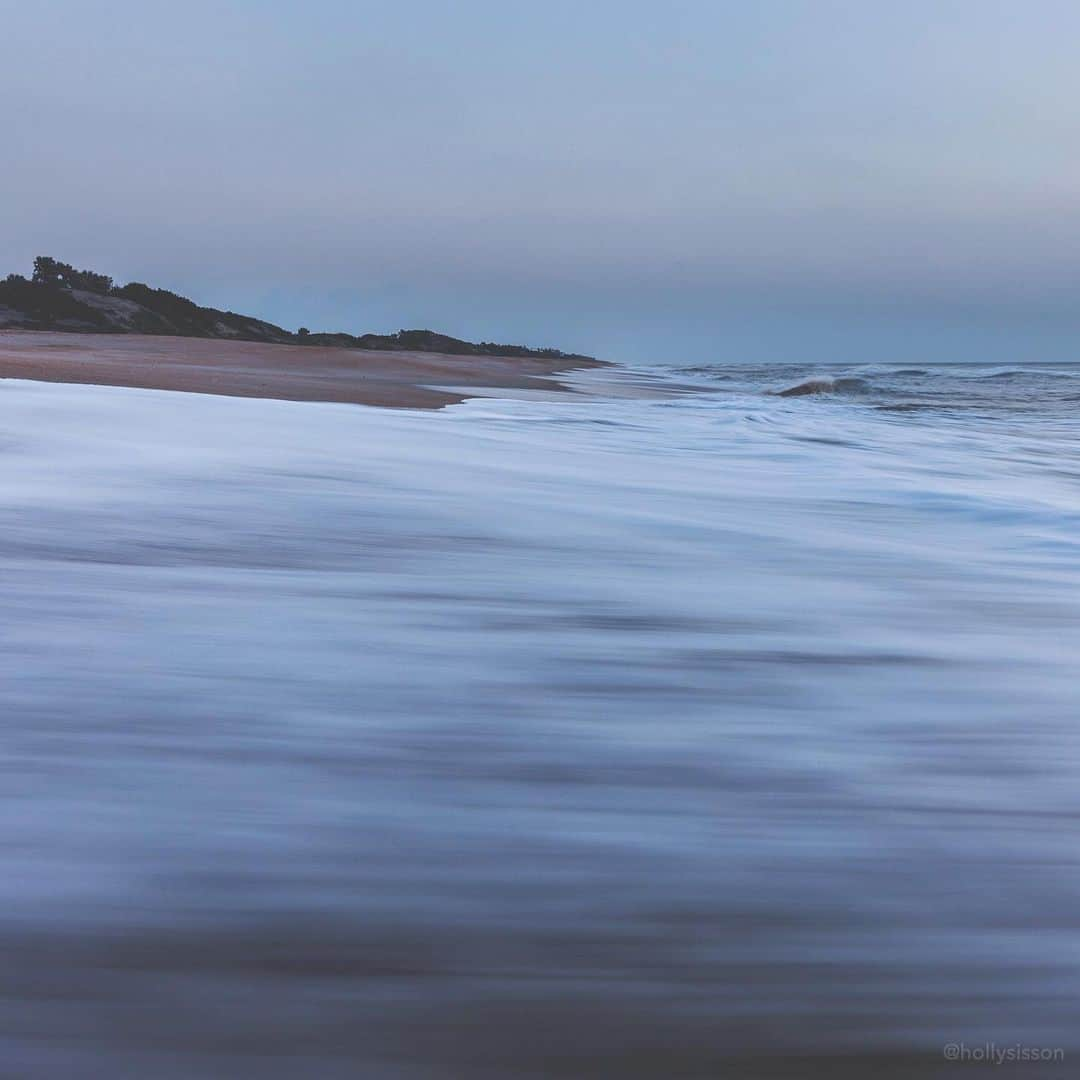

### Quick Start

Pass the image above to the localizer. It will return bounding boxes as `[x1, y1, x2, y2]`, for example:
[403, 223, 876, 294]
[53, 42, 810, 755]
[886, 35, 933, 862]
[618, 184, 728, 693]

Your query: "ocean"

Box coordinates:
[2, 360, 1079, 1077]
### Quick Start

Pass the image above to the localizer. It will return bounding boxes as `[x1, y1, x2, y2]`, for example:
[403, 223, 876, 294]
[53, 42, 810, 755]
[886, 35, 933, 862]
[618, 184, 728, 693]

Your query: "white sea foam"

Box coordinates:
[1, 367, 1079, 1076]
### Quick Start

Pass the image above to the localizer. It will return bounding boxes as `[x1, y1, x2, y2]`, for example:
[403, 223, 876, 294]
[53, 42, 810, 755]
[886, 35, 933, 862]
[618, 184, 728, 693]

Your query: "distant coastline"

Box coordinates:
[0, 256, 593, 362]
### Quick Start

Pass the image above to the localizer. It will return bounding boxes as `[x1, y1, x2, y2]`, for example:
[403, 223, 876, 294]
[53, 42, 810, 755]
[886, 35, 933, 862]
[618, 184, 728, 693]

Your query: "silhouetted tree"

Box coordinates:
[31, 256, 112, 295]
[32, 256, 66, 287]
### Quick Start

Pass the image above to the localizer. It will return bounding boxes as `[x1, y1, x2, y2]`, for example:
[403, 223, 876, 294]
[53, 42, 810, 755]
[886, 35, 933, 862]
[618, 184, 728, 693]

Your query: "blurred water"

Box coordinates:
[2, 363, 1079, 1077]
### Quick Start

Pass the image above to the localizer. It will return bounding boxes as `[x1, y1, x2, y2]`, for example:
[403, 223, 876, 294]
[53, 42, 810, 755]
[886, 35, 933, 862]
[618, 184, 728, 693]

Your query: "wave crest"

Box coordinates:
[775, 376, 867, 398]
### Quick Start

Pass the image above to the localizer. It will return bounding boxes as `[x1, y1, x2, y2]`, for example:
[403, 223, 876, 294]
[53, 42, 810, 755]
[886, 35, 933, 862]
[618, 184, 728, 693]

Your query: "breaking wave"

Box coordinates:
[775, 376, 869, 397]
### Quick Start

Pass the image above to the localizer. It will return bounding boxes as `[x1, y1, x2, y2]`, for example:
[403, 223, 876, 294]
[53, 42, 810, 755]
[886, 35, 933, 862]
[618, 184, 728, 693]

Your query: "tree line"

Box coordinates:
[8, 256, 116, 295]
[2, 256, 593, 359]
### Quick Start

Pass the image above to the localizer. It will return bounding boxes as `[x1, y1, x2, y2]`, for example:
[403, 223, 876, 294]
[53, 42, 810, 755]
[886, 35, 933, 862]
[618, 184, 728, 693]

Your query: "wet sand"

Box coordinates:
[0, 331, 604, 409]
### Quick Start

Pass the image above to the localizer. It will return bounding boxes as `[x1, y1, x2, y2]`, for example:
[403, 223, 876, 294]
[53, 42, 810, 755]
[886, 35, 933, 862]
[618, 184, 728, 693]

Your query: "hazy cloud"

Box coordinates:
[5, 0, 1080, 361]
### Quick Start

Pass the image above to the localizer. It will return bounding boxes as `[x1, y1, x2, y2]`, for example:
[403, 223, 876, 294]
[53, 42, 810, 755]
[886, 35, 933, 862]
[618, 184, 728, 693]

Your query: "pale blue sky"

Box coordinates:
[4, 1, 1080, 362]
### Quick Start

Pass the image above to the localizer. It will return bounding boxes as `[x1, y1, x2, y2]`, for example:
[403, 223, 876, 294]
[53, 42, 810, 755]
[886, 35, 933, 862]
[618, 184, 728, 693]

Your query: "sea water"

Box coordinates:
[2, 361, 1079, 1077]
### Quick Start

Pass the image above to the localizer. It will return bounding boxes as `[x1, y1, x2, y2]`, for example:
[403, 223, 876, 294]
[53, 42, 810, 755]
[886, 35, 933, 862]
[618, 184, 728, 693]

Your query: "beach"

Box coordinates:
[0, 331, 605, 410]
[11, 1, 1080, 1074]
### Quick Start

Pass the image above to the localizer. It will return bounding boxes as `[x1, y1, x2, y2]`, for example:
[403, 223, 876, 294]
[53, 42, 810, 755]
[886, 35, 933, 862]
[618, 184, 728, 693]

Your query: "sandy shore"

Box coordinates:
[0, 332, 604, 409]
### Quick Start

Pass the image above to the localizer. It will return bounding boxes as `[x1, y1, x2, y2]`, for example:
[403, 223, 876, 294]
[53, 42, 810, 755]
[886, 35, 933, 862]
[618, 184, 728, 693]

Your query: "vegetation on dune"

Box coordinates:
[0, 257, 593, 361]
[1, 271, 110, 329]
[31, 256, 113, 295]
[300, 327, 583, 359]
[109, 282, 289, 341]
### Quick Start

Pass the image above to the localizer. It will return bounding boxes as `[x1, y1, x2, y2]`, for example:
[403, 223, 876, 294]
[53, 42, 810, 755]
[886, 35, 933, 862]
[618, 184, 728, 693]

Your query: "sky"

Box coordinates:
[4, 0, 1080, 364]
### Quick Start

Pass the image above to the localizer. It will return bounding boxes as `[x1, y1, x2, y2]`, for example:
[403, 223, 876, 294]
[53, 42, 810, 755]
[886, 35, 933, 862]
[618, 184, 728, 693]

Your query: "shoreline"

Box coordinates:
[0, 331, 607, 410]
